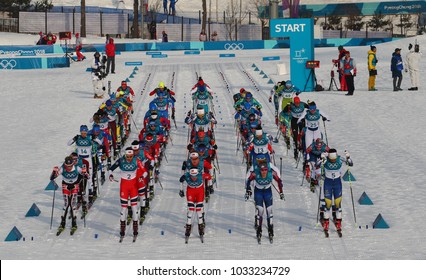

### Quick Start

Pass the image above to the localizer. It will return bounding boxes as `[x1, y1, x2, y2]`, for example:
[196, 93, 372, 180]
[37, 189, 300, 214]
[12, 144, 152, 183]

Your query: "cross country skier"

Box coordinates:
[280, 96, 308, 159]
[109, 147, 146, 241]
[117, 80, 135, 102]
[305, 138, 329, 193]
[67, 125, 95, 216]
[245, 162, 284, 243]
[149, 81, 176, 102]
[297, 101, 330, 154]
[319, 149, 353, 237]
[179, 152, 212, 242]
[91, 51, 107, 99]
[51, 156, 89, 235]
[191, 77, 214, 96]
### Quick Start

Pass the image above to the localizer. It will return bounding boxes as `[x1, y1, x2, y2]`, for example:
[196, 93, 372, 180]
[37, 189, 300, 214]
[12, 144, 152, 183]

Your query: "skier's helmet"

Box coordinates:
[285, 80, 292, 89]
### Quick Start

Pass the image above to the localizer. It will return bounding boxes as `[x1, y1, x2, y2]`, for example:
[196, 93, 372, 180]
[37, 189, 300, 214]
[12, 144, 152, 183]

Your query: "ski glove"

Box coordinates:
[109, 174, 114, 182]
[344, 150, 350, 159]
[187, 144, 193, 151]
[245, 188, 252, 201]
[179, 190, 185, 197]
[212, 144, 218, 150]
[279, 192, 285, 200]
[179, 175, 185, 183]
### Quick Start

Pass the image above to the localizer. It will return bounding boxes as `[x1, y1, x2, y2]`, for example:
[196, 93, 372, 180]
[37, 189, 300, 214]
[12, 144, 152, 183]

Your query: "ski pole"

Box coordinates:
[323, 119, 329, 146]
[347, 162, 357, 225]
[272, 183, 285, 201]
[49, 180, 58, 229]
[129, 113, 139, 132]
[157, 177, 164, 190]
[316, 163, 324, 225]
[215, 151, 221, 174]
[280, 157, 283, 178]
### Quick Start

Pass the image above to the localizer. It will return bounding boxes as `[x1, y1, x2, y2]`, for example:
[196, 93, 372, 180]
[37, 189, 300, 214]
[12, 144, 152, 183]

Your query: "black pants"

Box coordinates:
[106, 56, 115, 74]
[345, 75, 355, 95]
[393, 76, 402, 90]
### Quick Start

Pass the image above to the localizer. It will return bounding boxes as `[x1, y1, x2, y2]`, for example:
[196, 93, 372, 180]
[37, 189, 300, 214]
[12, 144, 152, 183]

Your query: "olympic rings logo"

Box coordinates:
[224, 43, 244, 50]
[0, 59, 17, 69]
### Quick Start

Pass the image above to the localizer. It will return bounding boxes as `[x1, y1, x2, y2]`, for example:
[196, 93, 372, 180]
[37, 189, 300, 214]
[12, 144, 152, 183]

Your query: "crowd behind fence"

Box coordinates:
[0, 11, 399, 42]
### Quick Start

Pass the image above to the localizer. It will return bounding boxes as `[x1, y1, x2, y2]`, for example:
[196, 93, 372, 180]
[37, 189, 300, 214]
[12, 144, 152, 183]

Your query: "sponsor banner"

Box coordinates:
[0, 57, 69, 70]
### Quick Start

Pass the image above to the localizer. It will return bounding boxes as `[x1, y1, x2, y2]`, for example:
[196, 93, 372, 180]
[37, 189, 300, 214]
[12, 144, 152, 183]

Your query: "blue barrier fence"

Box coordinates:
[0, 38, 399, 70]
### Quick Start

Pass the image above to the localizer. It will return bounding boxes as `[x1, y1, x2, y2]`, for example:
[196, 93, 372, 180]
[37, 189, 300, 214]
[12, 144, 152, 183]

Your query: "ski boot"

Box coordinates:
[198, 223, 205, 236]
[268, 224, 274, 243]
[120, 221, 126, 237]
[335, 219, 342, 231]
[185, 224, 192, 237]
[285, 136, 291, 149]
[205, 187, 210, 203]
[256, 227, 262, 243]
[58, 216, 66, 231]
[322, 219, 329, 231]
[209, 185, 214, 194]
[82, 201, 88, 215]
[92, 186, 98, 201]
[310, 180, 316, 192]
[70, 216, 77, 235]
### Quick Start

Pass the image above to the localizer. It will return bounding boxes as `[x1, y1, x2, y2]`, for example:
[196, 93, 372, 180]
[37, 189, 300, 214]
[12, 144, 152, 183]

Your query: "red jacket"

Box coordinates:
[105, 38, 116, 57]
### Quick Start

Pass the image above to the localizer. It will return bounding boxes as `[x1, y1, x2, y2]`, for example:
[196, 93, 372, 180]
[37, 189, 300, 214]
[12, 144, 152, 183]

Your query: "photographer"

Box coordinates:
[91, 52, 107, 99]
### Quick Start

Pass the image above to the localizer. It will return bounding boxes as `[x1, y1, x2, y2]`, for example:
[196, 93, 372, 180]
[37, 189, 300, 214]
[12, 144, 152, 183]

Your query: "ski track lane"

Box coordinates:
[237, 62, 352, 257]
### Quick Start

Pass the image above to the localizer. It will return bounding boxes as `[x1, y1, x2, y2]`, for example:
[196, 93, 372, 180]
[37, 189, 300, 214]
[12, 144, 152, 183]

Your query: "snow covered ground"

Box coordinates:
[1, 32, 426, 278]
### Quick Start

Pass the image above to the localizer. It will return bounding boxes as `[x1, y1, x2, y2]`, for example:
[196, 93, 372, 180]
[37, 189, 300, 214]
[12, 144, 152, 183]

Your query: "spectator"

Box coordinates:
[162, 31, 168, 42]
[406, 44, 421, 91]
[367, 45, 378, 91]
[105, 38, 116, 74]
[335, 45, 347, 91]
[169, 0, 178, 16]
[163, 0, 168, 14]
[149, 21, 157, 40]
[199, 30, 207, 42]
[391, 48, 403, 91]
[45, 32, 57, 45]
[340, 51, 357, 96]
[211, 31, 218, 41]
[75, 33, 85, 61]
[36, 31, 46, 45]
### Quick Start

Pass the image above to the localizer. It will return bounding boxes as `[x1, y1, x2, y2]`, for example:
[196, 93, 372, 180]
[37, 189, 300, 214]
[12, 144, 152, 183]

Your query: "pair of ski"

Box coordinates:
[184, 225, 205, 244]
[119, 234, 137, 243]
[185, 234, 204, 244]
[256, 228, 273, 244]
[56, 225, 77, 236]
[323, 221, 342, 238]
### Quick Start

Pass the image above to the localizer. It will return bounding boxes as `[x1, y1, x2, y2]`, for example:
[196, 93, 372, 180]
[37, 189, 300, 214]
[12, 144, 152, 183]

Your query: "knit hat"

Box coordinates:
[370, 45, 376, 51]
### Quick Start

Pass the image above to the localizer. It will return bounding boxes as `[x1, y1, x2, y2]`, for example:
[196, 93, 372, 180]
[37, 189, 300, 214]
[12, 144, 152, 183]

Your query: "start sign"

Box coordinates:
[274, 23, 307, 33]
[270, 18, 315, 92]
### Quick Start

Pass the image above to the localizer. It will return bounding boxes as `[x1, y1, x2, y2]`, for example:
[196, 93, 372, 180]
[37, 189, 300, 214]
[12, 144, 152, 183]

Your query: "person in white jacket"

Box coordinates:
[405, 43, 422, 91]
